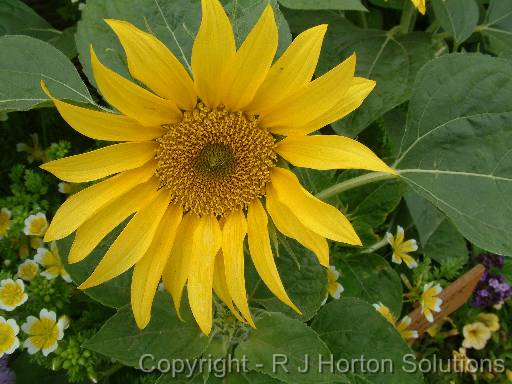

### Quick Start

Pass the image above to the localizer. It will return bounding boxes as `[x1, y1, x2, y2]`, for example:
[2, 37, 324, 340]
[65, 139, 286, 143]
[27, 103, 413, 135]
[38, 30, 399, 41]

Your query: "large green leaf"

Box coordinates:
[431, 0, 479, 45]
[75, 0, 291, 88]
[479, 0, 512, 57]
[284, 14, 435, 137]
[235, 312, 347, 384]
[278, 0, 367, 11]
[0, 35, 92, 112]
[83, 292, 209, 368]
[405, 192, 468, 266]
[312, 299, 423, 384]
[251, 235, 327, 322]
[58, 224, 131, 309]
[395, 53, 512, 256]
[334, 254, 403, 315]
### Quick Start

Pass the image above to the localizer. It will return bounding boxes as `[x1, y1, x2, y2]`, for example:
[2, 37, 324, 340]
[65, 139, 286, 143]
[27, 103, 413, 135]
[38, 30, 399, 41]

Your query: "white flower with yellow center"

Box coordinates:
[29, 236, 44, 250]
[476, 313, 500, 333]
[420, 282, 443, 322]
[22, 309, 66, 356]
[462, 322, 491, 350]
[0, 317, 20, 358]
[0, 208, 12, 239]
[17, 260, 40, 282]
[327, 265, 344, 299]
[0, 279, 28, 311]
[373, 302, 418, 341]
[386, 225, 418, 269]
[23, 212, 49, 237]
[34, 242, 71, 282]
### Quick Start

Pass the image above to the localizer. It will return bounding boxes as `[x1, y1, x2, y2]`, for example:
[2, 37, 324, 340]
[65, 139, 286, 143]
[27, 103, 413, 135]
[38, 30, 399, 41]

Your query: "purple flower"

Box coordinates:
[0, 357, 15, 384]
[472, 253, 512, 308]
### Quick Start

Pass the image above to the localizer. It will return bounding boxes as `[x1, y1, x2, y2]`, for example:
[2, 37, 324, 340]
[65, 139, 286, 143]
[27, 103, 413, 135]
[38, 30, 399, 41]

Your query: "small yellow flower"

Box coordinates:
[506, 369, 512, 381]
[0, 208, 12, 239]
[16, 133, 46, 163]
[373, 303, 417, 340]
[420, 282, 443, 322]
[453, 347, 474, 373]
[21, 309, 66, 356]
[476, 313, 500, 332]
[29, 236, 44, 250]
[17, 260, 40, 282]
[23, 212, 48, 237]
[386, 225, 418, 269]
[396, 316, 419, 341]
[411, 0, 426, 14]
[326, 265, 344, 301]
[34, 242, 71, 282]
[0, 316, 20, 358]
[0, 278, 28, 311]
[462, 322, 491, 350]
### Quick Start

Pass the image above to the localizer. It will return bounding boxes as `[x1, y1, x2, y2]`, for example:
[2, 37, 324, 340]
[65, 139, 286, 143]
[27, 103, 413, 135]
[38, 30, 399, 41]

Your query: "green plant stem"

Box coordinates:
[399, 0, 417, 34]
[315, 172, 397, 200]
[361, 236, 389, 254]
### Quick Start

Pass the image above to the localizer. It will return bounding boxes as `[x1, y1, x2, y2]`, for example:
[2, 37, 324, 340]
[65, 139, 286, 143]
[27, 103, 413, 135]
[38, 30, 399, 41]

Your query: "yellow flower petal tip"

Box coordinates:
[42, 1, 391, 333]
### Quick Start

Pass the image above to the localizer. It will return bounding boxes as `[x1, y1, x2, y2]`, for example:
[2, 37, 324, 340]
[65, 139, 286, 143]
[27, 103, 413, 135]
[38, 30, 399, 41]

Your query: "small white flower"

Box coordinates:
[34, 242, 71, 282]
[23, 212, 48, 237]
[0, 207, 12, 238]
[386, 225, 418, 269]
[420, 282, 443, 323]
[22, 309, 66, 356]
[0, 316, 20, 358]
[0, 279, 28, 311]
[323, 265, 344, 305]
[17, 259, 40, 281]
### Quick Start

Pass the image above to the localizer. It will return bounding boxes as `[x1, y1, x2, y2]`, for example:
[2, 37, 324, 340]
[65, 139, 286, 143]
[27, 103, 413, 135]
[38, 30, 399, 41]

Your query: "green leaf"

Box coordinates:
[58, 224, 131, 309]
[334, 254, 403, 315]
[285, 15, 435, 137]
[479, 0, 512, 57]
[432, 0, 479, 45]
[312, 298, 423, 384]
[405, 192, 468, 266]
[0, 35, 92, 112]
[83, 292, 209, 368]
[251, 235, 327, 321]
[278, 0, 367, 11]
[0, 0, 77, 57]
[395, 53, 512, 256]
[235, 312, 347, 384]
[76, 0, 291, 88]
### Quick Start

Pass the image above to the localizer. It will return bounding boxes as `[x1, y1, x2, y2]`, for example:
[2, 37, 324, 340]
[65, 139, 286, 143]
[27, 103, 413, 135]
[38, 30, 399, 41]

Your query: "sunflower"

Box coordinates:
[40, 0, 396, 334]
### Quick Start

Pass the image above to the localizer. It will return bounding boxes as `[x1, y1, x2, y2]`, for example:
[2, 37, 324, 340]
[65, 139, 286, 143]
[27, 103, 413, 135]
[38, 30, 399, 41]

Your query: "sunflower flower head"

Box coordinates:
[0, 317, 20, 358]
[0, 279, 28, 311]
[420, 282, 443, 322]
[17, 260, 39, 282]
[40, 0, 396, 334]
[462, 322, 492, 350]
[386, 225, 418, 269]
[34, 242, 71, 282]
[21, 309, 66, 356]
[0, 208, 12, 239]
[23, 212, 48, 237]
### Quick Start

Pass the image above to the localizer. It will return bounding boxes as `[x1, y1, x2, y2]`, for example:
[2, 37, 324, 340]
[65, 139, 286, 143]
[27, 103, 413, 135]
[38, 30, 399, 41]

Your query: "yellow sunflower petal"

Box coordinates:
[44, 161, 157, 242]
[105, 19, 197, 110]
[222, 210, 255, 327]
[282, 77, 375, 136]
[276, 135, 397, 174]
[41, 81, 164, 141]
[266, 186, 329, 267]
[192, 0, 236, 108]
[69, 178, 159, 264]
[79, 189, 171, 289]
[40, 142, 157, 183]
[212, 251, 245, 323]
[90, 47, 181, 126]
[131, 204, 183, 329]
[246, 24, 327, 115]
[187, 215, 222, 335]
[162, 213, 199, 319]
[247, 199, 301, 314]
[221, 5, 278, 111]
[270, 167, 361, 245]
[260, 53, 356, 130]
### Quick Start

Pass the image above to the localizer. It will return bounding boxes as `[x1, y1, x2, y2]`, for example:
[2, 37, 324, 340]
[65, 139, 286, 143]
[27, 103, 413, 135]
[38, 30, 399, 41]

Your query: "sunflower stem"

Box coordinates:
[315, 172, 396, 200]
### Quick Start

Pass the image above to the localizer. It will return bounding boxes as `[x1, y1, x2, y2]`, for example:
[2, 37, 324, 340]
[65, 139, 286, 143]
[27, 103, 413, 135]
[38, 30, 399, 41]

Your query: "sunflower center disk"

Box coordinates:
[155, 104, 276, 216]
